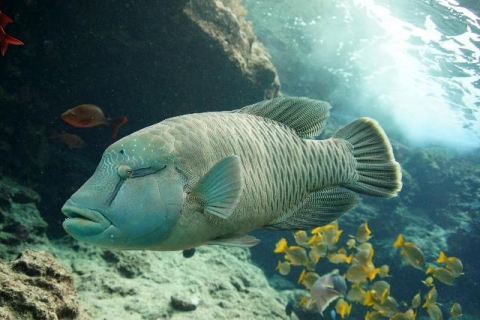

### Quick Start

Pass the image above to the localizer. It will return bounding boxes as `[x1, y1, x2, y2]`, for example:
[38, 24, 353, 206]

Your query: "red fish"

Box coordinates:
[61, 104, 128, 138]
[0, 12, 23, 56]
[50, 132, 86, 149]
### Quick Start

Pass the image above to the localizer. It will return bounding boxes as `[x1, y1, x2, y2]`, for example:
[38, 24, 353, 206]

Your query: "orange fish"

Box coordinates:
[50, 132, 86, 149]
[61, 104, 128, 138]
[0, 12, 23, 56]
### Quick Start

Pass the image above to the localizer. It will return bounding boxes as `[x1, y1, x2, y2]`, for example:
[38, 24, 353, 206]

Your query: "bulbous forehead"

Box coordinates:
[104, 125, 179, 167]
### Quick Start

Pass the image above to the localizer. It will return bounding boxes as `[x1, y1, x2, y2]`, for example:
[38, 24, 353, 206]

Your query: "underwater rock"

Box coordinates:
[50, 241, 289, 319]
[0, 177, 49, 259]
[184, 0, 280, 99]
[0, 249, 85, 320]
[100, 250, 145, 279]
[170, 294, 200, 311]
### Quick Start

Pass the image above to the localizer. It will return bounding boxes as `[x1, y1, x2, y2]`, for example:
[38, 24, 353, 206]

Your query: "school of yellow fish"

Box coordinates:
[274, 221, 464, 319]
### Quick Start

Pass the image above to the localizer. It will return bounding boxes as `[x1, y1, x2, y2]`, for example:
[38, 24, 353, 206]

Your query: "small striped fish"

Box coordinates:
[62, 97, 402, 251]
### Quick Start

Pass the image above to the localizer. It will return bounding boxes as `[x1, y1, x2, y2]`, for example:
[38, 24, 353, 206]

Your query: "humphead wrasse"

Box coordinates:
[62, 97, 402, 251]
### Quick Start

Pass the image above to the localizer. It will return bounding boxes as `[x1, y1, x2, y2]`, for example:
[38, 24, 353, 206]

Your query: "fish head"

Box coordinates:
[61, 109, 77, 124]
[62, 135, 184, 249]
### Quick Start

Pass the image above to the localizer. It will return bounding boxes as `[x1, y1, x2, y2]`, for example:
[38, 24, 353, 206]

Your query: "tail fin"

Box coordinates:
[1, 33, 24, 56]
[393, 234, 404, 248]
[334, 117, 402, 198]
[436, 251, 447, 264]
[109, 116, 128, 138]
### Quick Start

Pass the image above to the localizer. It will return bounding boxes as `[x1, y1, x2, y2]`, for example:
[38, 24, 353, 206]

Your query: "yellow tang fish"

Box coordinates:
[335, 298, 352, 318]
[389, 309, 416, 320]
[276, 261, 291, 276]
[355, 221, 372, 243]
[393, 234, 425, 270]
[437, 251, 463, 277]
[411, 292, 421, 308]
[450, 302, 462, 318]
[426, 264, 455, 286]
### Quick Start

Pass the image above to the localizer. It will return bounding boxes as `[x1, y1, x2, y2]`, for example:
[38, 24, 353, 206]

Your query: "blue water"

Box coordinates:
[244, 0, 480, 151]
[244, 1, 480, 318]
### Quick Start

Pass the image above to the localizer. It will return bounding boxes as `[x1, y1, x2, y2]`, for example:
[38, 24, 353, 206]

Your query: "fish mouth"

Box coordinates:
[62, 200, 112, 238]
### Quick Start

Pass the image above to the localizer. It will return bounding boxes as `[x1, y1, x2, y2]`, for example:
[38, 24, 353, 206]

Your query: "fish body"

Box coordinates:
[393, 234, 425, 270]
[355, 221, 372, 243]
[411, 292, 421, 308]
[0, 12, 23, 56]
[436, 251, 463, 276]
[389, 309, 416, 320]
[276, 260, 291, 276]
[334, 298, 352, 318]
[61, 104, 128, 138]
[50, 132, 86, 149]
[426, 264, 455, 286]
[62, 97, 401, 251]
[450, 302, 462, 318]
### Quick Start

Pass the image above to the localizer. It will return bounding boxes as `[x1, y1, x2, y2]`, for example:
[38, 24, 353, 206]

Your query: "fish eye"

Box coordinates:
[117, 165, 132, 178]
[119, 149, 124, 154]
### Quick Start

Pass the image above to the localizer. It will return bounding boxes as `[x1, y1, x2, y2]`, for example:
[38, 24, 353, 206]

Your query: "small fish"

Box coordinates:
[299, 271, 321, 289]
[345, 264, 368, 283]
[378, 265, 390, 278]
[61, 97, 401, 251]
[370, 280, 391, 303]
[276, 260, 291, 276]
[346, 238, 356, 249]
[0, 12, 23, 56]
[182, 248, 195, 258]
[354, 242, 374, 265]
[422, 286, 438, 308]
[346, 285, 366, 304]
[354, 221, 372, 243]
[436, 251, 463, 277]
[365, 311, 383, 320]
[334, 298, 352, 319]
[293, 230, 310, 247]
[393, 234, 425, 270]
[450, 302, 462, 318]
[274, 238, 308, 266]
[426, 264, 455, 286]
[320, 221, 343, 250]
[426, 303, 443, 320]
[61, 104, 128, 138]
[389, 309, 416, 320]
[422, 276, 434, 287]
[50, 132, 86, 149]
[310, 271, 346, 315]
[327, 248, 353, 264]
[411, 292, 421, 308]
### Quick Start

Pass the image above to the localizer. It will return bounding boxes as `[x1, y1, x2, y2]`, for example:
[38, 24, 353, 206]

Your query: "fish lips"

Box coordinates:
[62, 200, 112, 238]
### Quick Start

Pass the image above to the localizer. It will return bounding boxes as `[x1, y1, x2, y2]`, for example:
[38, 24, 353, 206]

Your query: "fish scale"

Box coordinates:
[140, 111, 351, 236]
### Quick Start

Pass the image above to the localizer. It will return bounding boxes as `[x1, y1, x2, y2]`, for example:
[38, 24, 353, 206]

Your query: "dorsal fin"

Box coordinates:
[235, 97, 331, 138]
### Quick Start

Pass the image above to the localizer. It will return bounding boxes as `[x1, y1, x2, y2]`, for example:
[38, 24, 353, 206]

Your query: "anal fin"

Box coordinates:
[265, 187, 360, 231]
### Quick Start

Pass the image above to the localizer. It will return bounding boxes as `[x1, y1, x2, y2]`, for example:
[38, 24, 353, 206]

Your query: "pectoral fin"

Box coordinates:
[191, 155, 244, 219]
[313, 287, 342, 315]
